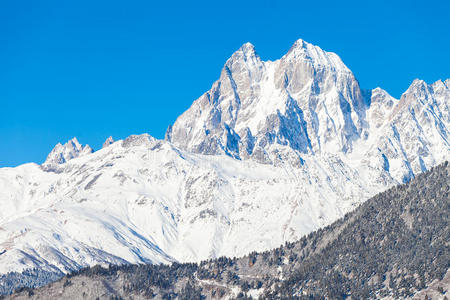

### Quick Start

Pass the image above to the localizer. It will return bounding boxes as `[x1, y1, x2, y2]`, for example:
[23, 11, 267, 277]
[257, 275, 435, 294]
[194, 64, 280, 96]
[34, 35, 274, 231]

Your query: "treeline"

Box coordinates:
[0, 269, 63, 296]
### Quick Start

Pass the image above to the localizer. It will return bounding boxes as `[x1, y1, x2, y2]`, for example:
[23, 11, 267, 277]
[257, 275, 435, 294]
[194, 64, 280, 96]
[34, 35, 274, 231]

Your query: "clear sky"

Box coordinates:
[1, 0, 449, 167]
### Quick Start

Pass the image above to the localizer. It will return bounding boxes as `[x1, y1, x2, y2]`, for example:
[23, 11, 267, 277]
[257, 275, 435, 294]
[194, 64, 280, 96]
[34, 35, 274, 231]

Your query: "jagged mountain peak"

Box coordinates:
[102, 136, 115, 148]
[222, 42, 264, 87]
[404, 78, 449, 93]
[42, 137, 93, 169]
[401, 78, 450, 105]
[406, 78, 428, 91]
[290, 38, 307, 48]
[65, 137, 82, 149]
[431, 79, 445, 88]
[226, 38, 351, 72]
[168, 38, 368, 159]
[372, 86, 387, 93]
[370, 87, 396, 103]
[225, 42, 258, 65]
[238, 41, 256, 54]
[283, 38, 350, 73]
[430, 79, 450, 92]
[167, 38, 449, 177]
[375, 87, 397, 107]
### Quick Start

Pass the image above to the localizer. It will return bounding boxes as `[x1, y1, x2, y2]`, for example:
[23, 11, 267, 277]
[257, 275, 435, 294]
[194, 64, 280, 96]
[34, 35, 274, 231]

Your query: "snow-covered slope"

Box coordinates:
[0, 39, 449, 278]
[0, 135, 373, 274]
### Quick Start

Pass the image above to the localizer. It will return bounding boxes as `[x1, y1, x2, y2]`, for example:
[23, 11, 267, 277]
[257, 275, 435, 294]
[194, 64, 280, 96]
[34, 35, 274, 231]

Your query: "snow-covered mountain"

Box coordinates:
[166, 39, 367, 158]
[0, 39, 449, 280]
[167, 39, 449, 182]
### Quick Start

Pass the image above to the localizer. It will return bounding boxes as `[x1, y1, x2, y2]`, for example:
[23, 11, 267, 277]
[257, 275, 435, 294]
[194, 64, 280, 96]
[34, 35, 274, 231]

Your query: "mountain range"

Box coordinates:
[0, 38, 449, 294]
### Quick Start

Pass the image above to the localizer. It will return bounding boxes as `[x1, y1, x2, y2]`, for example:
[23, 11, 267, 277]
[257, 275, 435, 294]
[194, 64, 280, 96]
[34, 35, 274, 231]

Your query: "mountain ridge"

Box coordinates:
[0, 38, 449, 294]
[166, 39, 448, 181]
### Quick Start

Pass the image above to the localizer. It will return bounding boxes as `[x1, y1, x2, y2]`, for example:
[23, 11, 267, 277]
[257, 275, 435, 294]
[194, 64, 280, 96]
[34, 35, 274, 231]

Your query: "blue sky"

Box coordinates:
[1, 0, 449, 167]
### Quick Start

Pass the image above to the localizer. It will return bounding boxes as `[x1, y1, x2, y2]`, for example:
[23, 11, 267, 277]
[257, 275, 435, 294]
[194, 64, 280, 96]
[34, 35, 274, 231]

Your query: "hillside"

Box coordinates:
[7, 162, 449, 299]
